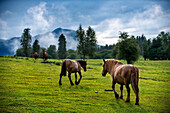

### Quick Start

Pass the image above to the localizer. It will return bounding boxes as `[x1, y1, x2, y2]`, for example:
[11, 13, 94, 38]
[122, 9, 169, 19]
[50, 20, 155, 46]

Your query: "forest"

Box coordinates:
[16, 26, 170, 63]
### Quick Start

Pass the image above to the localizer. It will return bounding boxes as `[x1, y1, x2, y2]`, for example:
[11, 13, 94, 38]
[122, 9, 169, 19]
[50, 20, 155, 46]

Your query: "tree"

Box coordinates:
[58, 34, 67, 59]
[95, 49, 112, 59]
[117, 32, 140, 64]
[20, 28, 32, 57]
[76, 25, 87, 60]
[86, 26, 97, 58]
[16, 48, 25, 56]
[67, 49, 77, 59]
[98, 44, 114, 51]
[112, 43, 119, 59]
[32, 39, 40, 54]
[76, 25, 97, 60]
[157, 31, 170, 60]
[136, 34, 146, 55]
[142, 39, 151, 60]
[47, 45, 57, 59]
[149, 37, 163, 60]
[119, 31, 129, 40]
[147, 31, 170, 60]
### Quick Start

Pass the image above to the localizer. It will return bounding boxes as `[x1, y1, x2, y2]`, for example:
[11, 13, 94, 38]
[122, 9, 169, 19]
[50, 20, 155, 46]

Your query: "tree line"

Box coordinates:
[94, 31, 170, 63]
[16, 25, 97, 60]
[16, 26, 170, 64]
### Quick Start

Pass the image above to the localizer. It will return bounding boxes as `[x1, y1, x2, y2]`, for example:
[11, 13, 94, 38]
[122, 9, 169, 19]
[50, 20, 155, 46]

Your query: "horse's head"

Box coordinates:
[82, 61, 87, 72]
[77, 60, 87, 72]
[102, 59, 108, 76]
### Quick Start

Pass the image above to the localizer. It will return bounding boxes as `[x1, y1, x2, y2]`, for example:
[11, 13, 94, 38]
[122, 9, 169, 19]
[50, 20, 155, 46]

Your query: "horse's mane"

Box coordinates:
[76, 60, 87, 66]
[107, 59, 123, 64]
[106, 59, 123, 73]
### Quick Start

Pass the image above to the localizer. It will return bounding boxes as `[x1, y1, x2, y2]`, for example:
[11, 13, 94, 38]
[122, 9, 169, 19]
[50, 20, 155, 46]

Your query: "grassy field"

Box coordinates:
[0, 56, 170, 113]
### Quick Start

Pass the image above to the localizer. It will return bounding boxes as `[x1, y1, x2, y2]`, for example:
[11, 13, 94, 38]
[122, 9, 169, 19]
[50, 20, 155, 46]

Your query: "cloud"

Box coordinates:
[0, 10, 13, 39]
[10, 39, 21, 54]
[21, 2, 55, 36]
[0, 18, 8, 40]
[38, 32, 58, 49]
[93, 5, 170, 45]
[1, 10, 13, 16]
[92, 18, 121, 45]
[52, 4, 72, 23]
[37, 31, 78, 50]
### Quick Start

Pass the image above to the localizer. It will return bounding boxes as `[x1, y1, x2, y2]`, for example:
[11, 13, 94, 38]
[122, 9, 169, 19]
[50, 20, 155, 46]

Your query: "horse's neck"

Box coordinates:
[77, 61, 84, 67]
[115, 63, 123, 68]
[111, 62, 123, 75]
[107, 63, 114, 74]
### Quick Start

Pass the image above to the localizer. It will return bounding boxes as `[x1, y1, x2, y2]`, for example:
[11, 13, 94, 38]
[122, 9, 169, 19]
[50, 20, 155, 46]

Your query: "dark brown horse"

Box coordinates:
[102, 59, 139, 105]
[42, 49, 48, 61]
[59, 59, 87, 85]
[32, 52, 39, 59]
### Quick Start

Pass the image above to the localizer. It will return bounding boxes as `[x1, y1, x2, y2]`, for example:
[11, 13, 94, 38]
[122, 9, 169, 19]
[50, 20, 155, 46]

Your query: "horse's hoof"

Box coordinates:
[75, 82, 79, 85]
[115, 93, 119, 99]
[71, 83, 74, 85]
[120, 96, 123, 99]
[125, 99, 130, 102]
[59, 82, 62, 85]
[135, 102, 139, 105]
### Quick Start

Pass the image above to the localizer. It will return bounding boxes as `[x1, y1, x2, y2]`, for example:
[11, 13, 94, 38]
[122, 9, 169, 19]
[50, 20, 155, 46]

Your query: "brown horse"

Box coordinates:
[32, 52, 39, 59]
[102, 59, 139, 105]
[59, 59, 87, 85]
[42, 49, 48, 61]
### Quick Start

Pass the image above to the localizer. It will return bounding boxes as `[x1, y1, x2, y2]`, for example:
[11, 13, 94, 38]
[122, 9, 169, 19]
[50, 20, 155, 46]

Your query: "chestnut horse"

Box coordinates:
[42, 49, 48, 61]
[102, 59, 139, 105]
[32, 52, 39, 59]
[59, 59, 87, 85]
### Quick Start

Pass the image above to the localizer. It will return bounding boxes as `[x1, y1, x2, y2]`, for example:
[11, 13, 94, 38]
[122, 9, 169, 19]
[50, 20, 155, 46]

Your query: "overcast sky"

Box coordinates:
[0, 0, 170, 45]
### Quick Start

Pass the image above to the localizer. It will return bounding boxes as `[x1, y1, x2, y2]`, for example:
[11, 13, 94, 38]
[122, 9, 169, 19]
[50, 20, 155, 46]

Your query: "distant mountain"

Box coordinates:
[0, 37, 21, 56]
[0, 28, 78, 56]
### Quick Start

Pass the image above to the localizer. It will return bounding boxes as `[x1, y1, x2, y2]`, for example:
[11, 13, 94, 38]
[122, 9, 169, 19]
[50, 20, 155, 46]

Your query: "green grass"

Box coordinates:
[0, 57, 170, 113]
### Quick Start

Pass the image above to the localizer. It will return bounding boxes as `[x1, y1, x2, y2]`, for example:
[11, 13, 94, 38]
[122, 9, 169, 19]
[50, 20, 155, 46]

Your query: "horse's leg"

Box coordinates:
[132, 85, 139, 105]
[59, 74, 62, 85]
[68, 72, 74, 85]
[77, 71, 82, 85]
[120, 84, 123, 99]
[75, 72, 78, 85]
[112, 81, 119, 99]
[135, 86, 139, 105]
[125, 84, 130, 102]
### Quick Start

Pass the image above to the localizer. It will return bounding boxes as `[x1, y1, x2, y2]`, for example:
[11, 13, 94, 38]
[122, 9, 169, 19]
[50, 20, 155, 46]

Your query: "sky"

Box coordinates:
[0, 0, 170, 45]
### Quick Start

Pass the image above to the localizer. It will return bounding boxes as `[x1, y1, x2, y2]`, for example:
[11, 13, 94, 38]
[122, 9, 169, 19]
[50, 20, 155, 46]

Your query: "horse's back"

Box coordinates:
[114, 64, 138, 84]
[64, 59, 80, 73]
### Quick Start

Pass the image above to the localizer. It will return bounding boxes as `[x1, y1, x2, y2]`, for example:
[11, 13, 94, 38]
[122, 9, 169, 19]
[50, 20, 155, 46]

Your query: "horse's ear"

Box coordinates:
[103, 59, 106, 63]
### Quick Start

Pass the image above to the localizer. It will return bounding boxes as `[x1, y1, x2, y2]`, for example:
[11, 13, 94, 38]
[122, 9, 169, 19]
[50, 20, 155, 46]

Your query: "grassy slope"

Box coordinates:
[0, 57, 170, 113]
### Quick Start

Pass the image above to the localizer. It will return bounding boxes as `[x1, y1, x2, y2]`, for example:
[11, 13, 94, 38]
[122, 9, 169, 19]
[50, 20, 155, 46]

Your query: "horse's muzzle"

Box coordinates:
[102, 72, 106, 76]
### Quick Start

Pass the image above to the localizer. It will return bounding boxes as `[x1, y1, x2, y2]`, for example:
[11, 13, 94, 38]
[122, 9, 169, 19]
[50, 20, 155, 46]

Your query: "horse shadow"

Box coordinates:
[109, 98, 147, 112]
[59, 85, 91, 92]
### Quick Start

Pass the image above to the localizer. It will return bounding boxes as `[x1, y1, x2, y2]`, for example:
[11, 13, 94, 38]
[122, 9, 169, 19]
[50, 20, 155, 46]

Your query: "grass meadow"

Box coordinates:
[0, 56, 170, 113]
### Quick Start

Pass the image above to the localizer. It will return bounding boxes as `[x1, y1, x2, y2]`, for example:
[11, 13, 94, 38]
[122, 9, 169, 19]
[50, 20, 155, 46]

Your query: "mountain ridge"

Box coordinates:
[0, 28, 78, 56]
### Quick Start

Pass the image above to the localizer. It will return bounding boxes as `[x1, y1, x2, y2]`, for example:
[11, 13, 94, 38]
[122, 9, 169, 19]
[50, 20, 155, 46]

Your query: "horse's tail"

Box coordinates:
[131, 66, 139, 105]
[60, 60, 66, 76]
[131, 66, 139, 94]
